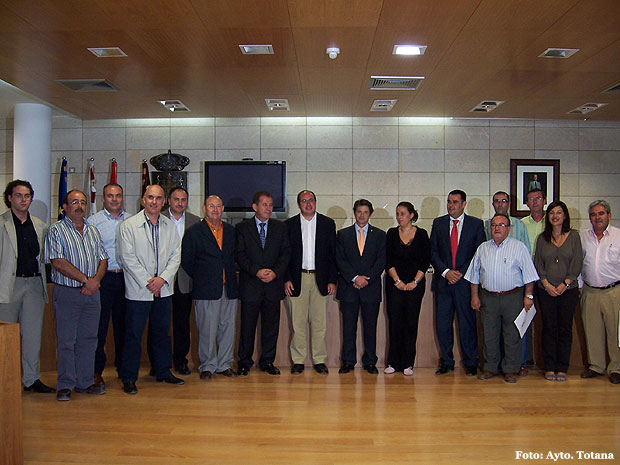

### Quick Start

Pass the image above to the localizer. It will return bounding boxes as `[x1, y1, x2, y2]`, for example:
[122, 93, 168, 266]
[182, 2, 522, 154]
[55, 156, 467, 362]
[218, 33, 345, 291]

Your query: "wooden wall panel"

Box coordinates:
[0, 322, 23, 465]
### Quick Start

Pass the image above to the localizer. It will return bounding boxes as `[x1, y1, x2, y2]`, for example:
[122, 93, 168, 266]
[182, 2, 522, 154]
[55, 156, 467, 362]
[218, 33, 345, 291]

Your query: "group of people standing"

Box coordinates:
[1, 178, 618, 403]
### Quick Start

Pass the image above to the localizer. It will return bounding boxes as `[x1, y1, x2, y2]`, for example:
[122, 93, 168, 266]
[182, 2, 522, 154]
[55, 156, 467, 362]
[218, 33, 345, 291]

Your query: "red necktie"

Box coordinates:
[450, 219, 459, 269]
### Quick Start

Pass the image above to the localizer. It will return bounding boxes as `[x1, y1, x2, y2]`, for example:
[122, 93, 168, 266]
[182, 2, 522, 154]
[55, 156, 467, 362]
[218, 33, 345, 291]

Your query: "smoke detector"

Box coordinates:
[326, 47, 340, 59]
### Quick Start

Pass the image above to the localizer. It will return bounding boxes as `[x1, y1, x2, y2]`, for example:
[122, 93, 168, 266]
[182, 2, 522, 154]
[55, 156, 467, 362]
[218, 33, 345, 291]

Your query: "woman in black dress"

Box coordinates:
[384, 201, 431, 375]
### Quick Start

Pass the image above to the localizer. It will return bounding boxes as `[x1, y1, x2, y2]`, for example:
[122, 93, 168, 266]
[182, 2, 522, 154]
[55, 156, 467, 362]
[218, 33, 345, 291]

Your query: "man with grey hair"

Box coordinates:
[580, 200, 620, 385]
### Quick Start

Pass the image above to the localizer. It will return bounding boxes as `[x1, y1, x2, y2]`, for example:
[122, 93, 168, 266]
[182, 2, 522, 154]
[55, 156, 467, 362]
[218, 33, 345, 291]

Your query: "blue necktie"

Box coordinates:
[259, 222, 266, 249]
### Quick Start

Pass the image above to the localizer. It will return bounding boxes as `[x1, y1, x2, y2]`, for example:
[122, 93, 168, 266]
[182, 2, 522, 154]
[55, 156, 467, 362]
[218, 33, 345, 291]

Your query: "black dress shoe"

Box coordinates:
[237, 366, 249, 377]
[216, 368, 238, 378]
[291, 364, 304, 375]
[75, 383, 106, 395]
[174, 363, 191, 376]
[314, 363, 329, 375]
[435, 364, 454, 375]
[56, 388, 71, 401]
[156, 374, 185, 385]
[24, 379, 56, 393]
[338, 364, 354, 374]
[465, 366, 478, 376]
[123, 382, 138, 394]
[261, 363, 280, 375]
[364, 364, 379, 374]
[148, 368, 155, 377]
[199, 371, 212, 380]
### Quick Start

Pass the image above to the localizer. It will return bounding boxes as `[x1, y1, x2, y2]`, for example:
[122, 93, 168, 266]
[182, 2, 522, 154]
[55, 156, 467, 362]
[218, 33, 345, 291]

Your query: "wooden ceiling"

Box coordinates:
[1, 0, 619, 120]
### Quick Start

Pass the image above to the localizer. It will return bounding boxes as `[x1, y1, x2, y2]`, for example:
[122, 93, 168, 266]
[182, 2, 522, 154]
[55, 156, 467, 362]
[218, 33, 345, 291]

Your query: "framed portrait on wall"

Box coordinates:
[510, 159, 560, 217]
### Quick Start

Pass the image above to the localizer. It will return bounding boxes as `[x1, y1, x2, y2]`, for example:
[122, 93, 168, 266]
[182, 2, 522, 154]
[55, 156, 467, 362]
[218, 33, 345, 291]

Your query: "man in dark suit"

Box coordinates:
[430, 189, 485, 376]
[336, 199, 386, 374]
[235, 191, 291, 376]
[159, 186, 201, 375]
[284, 190, 337, 375]
[181, 195, 238, 380]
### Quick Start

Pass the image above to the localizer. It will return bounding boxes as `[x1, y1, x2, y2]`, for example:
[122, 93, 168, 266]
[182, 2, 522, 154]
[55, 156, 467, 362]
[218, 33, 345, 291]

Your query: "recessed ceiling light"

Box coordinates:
[538, 48, 579, 58]
[370, 99, 397, 111]
[567, 102, 607, 115]
[601, 81, 620, 93]
[392, 45, 427, 56]
[239, 45, 274, 55]
[158, 100, 190, 112]
[265, 98, 290, 111]
[87, 47, 127, 58]
[470, 100, 504, 113]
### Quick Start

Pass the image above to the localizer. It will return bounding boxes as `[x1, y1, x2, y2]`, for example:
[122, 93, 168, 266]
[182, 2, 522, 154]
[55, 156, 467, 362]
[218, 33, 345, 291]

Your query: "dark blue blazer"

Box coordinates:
[284, 213, 337, 297]
[336, 224, 386, 303]
[430, 214, 485, 291]
[181, 219, 238, 300]
[235, 217, 291, 302]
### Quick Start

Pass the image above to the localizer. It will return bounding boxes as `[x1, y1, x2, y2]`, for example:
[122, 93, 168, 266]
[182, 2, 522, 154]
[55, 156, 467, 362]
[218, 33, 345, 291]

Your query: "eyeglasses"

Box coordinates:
[528, 196, 543, 202]
[490, 223, 509, 228]
[493, 199, 509, 204]
[70, 199, 87, 206]
[11, 193, 32, 200]
[299, 198, 315, 204]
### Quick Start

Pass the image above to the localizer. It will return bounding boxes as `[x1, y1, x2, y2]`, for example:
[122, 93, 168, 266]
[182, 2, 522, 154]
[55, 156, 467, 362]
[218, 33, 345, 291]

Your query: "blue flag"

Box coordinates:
[58, 158, 67, 220]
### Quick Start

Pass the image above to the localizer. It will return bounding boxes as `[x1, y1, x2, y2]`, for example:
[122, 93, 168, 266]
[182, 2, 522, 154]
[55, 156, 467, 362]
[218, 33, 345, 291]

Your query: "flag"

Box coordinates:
[58, 157, 67, 220]
[141, 160, 149, 196]
[89, 158, 97, 215]
[110, 159, 117, 184]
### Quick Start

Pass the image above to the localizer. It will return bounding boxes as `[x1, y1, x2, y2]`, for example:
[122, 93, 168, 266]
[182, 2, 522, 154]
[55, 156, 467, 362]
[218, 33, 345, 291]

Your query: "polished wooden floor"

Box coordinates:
[22, 366, 619, 465]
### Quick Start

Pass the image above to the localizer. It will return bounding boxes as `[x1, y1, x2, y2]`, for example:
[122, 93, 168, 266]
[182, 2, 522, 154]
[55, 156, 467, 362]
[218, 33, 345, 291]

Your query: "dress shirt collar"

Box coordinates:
[254, 216, 269, 227]
[300, 213, 316, 224]
[450, 212, 465, 223]
[102, 208, 126, 220]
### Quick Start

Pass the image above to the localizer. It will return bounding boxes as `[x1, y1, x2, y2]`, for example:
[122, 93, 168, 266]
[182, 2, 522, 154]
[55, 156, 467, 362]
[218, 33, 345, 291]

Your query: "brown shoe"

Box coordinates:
[518, 366, 528, 376]
[199, 371, 212, 380]
[581, 369, 604, 379]
[216, 368, 237, 378]
[504, 373, 518, 383]
[610, 373, 620, 384]
[94, 373, 105, 386]
[477, 370, 497, 380]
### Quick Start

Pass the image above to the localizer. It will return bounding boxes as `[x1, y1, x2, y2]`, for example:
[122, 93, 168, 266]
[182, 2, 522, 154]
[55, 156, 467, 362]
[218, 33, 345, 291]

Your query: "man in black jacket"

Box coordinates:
[235, 191, 291, 376]
[284, 190, 337, 375]
[181, 195, 238, 380]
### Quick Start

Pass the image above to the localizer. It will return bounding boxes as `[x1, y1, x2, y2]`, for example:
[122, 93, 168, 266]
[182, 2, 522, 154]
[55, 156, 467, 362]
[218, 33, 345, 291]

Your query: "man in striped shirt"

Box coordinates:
[44, 189, 108, 401]
[465, 213, 539, 384]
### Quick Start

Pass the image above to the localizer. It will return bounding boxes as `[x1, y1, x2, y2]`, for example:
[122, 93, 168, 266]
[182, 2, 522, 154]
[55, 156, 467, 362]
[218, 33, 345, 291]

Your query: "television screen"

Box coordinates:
[204, 161, 287, 212]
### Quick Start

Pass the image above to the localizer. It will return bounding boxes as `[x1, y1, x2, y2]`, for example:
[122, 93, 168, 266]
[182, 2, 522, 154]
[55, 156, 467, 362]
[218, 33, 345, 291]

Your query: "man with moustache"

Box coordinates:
[88, 183, 128, 386]
[580, 200, 620, 385]
[118, 185, 182, 394]
[45, 190, 108, 401]
[181, 195, 238, 380]
[0, 180, 54, 394]
[235, 191, 290, 376]
[430, 189, 485, 376]
[284, 190, 337, 375]
[336, 199, 386, 374]
[159, 186, 200, 376]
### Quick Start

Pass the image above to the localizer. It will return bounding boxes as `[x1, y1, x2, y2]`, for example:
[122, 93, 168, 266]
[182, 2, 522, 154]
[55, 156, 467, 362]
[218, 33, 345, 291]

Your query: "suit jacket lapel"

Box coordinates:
[3, 213, 18, 258]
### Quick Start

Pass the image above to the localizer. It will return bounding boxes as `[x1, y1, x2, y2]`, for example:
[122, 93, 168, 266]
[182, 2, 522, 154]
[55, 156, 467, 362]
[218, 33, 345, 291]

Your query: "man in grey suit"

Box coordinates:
[160, 186, 200, 375]
[336, 199, 386, 374]
[0, 180, 54, 393]
[181, 195, 238, 380]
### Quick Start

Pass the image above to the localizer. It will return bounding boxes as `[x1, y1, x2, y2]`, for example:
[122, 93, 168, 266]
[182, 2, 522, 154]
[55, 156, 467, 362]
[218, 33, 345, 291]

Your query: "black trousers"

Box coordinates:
[340, 297, 380, 367]
[94, 271, 126, 375]
[538, 287, 579, 373]
[237, 298, 281, 369]
[148, 280, 192, 368]
[385, 281, 425, 371]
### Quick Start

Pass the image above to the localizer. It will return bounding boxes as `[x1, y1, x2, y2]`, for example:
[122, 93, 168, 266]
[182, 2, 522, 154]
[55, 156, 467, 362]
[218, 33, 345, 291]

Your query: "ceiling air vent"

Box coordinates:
[470, 100, 504, 113]
[370, 99, 397, 111]
[87, 47, 127, 58]
[539, 48, 579, 58]
[567, 102, 607, 115]
[56, 79, 118, 92]
[158, 100, 190, 112]
[265, 98, 290, 111]
[369, 76, 424, 90]
[239, 45, 274, 55]
[602, 81, 620, 93]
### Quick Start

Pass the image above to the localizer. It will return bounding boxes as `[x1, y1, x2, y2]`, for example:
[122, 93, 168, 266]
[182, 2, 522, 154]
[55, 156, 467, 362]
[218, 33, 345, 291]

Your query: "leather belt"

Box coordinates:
[587, 281, 620, 290]
[107, 269, 123, 273]
[301, 269, 316, 274]
[484, 287, 521, 296]
[15, 272, 41, 278]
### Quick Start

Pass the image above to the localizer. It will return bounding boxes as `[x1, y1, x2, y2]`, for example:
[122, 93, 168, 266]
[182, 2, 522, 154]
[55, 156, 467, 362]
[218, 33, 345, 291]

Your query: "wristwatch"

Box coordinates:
[525, 294, 534, 300]
[414, 279, 420, 284]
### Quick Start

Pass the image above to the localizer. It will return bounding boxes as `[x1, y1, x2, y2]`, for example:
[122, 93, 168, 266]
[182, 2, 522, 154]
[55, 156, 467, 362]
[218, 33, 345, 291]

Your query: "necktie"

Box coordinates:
[358, 228, 365, 255]
[259, 222, 266, 249]
[450, 219, 459, 269]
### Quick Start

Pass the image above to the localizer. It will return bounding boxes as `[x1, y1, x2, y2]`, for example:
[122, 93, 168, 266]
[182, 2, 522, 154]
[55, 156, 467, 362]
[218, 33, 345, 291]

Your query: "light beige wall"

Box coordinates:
[2, 115, 620, 231]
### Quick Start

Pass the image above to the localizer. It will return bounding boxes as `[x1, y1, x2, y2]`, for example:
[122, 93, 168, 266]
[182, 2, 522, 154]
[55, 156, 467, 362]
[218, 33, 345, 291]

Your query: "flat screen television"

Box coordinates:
[204, 160, 287, 212]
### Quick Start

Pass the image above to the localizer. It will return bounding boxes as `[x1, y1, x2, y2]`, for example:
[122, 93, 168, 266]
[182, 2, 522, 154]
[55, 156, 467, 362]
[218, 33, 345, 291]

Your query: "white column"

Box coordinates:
[13, 103, 52, 223]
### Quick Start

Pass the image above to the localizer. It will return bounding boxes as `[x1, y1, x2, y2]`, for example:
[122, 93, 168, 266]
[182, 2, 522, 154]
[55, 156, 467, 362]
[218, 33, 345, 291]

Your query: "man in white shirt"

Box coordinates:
[579, 200, 620, 385]
[284, 191, 337, 375]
